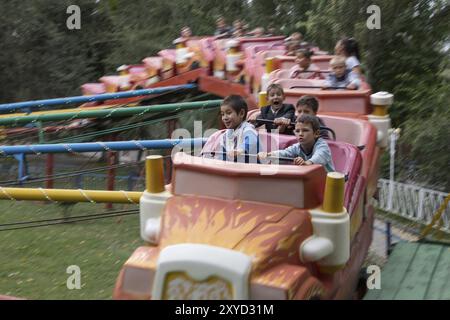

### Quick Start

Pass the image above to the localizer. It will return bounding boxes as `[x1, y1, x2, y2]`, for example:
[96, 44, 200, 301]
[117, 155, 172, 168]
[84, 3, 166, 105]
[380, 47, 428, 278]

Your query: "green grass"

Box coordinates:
[0, 200, 142, 299]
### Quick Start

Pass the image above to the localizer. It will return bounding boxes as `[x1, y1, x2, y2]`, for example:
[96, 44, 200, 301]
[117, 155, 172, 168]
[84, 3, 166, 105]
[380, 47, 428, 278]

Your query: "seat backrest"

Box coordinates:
[212, 39, 228, 67]
[238, 36, 285, 51]
[198, 37, 216, 62]
[269, 69, 292, 81]
[318, 115, 370, 147]
[273, 55, 296, 69]
[128, 65, 147, 75]
[201, 130, 224, 156]
[327, 141, 360, 175]
[81, 83, 106, 95]
[253, 50, 287, 80]
[247, 109, 260, 122]
[142, 57, 163, 70]
[326, 140, 362, 208]
[272, 78, 326, 90]
[279, 86, 372, 114]
[250, 44, 286, 56]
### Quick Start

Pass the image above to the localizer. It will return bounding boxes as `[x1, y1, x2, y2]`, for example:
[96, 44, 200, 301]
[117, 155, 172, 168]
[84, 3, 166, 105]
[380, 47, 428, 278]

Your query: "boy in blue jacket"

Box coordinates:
[258, 114, 335, 172]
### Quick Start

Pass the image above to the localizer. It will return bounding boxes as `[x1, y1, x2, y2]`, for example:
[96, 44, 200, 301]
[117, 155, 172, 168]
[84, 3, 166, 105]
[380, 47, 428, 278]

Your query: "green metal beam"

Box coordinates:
[0, 100, 222, 126]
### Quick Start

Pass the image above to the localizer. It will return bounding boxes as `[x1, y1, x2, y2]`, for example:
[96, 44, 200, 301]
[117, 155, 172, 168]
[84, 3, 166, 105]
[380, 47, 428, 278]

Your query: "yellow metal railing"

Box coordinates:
[420, 193, 450, 239]
[0, 187, 142, 204]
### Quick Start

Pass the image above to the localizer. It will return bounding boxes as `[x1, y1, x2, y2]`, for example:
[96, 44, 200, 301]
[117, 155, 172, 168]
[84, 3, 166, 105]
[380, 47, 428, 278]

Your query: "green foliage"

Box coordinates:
[306, 0, 449, 190]
[399, 82, 450, 191]
[0, 0, 114, 102]
[104, 0, 246, 69]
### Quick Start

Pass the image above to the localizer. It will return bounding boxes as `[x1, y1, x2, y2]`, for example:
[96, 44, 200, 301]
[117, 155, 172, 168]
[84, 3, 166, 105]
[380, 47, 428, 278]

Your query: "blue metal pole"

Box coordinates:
[0, 138, 206, 155]
[0, 84, 197, 113]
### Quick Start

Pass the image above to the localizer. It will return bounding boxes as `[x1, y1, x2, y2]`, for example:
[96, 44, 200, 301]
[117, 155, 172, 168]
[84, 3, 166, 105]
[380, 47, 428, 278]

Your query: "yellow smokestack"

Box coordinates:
[145, 155, 165, 193]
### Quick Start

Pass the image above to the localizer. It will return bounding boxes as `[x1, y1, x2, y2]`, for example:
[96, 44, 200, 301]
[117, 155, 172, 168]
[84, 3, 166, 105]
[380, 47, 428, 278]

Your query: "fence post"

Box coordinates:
[106, 151, 118, 210]
[387, 128, 400, 211]
[417, 188, 425, 221]
[127, 171, 135, 191]
[165, 119, 177, 184]
[45, 154, 54, 189]
[386, 221, 392, 256]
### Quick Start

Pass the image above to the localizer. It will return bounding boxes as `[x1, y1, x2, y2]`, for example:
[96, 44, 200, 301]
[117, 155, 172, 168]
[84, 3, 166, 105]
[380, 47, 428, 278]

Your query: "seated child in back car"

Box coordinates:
[255, 83, 295, 134]
[289, 49, 322, 79]
[322, 56, 360, 90]
[258, 114, 335, 172]
[203, 95, 260, 163]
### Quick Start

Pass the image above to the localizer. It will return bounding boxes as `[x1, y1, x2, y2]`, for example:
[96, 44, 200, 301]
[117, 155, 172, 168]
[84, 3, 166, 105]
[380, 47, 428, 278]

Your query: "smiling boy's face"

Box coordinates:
[268, 88, 284, 111]
[294, 122, 319, 145]
[221, 104, 244, 130]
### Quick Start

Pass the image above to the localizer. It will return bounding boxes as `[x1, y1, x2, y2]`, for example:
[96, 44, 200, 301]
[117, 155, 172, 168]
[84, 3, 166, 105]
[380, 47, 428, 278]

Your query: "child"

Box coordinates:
[285, 41, 301, 56]
[285, 32, 303, 43]
[323, 56, 360, 90]
[334, 37, 361, 74]
[258, 115, 335, 172]
[180, 26, 192, 39]
[255, 83, 295, 134]
[207, 95, 260, 163]
[214, 16, 232, 38]
[231, 20, 245, 38]
[248, 27, 265, 37]
[289, 49, 322, 79]
[295, 96, 329, 139]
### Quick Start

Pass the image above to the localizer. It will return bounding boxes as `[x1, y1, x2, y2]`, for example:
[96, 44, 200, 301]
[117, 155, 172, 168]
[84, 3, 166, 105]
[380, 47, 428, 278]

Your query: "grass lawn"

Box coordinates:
[0, 200, 142, 299]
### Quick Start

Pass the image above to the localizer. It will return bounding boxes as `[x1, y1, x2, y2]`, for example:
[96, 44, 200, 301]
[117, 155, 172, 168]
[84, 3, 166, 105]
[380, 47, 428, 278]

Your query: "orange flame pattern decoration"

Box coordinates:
[157, 195, 316, 292]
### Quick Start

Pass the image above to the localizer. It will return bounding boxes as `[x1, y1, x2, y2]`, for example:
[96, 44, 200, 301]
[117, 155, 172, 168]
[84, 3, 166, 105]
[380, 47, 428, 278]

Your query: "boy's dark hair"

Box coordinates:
[296, 114, 320, 132]
[296, 49, 313, 59]
[296, 95, 319, 113]
[266, 83, 284, 96]
[222, 95, 248, 118]
[340, 37, 361, 61]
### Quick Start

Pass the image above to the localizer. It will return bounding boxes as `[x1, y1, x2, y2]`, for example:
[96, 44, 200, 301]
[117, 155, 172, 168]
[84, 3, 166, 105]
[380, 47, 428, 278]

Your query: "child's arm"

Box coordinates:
[346, 71, 361, 90]
[259, 147, 306, 166]
[273, 117, 291, 133]
[308, 141, 333, 167]
[322, 74, 333, 89]
[270, 144, 299, 159]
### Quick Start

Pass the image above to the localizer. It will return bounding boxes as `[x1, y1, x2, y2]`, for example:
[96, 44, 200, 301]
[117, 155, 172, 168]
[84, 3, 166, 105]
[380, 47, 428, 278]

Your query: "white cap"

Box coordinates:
[371, 91, 394, 105]
[226, 39, 240, 49]
[173, 37, 187, 45]
[116, 65, 128, 72]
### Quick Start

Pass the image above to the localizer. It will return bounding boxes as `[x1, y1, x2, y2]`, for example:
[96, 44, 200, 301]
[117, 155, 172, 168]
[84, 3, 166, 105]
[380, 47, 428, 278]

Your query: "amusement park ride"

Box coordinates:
[0, 34, 398, 300]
